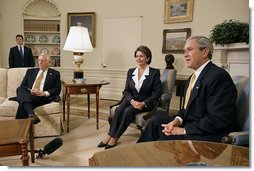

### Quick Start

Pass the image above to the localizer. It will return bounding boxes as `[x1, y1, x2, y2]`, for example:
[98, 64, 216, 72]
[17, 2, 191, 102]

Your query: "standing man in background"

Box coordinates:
[9, 34, 35, 68]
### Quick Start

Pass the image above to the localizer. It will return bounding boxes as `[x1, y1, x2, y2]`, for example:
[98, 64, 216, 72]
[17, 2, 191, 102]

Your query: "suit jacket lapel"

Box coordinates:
[30, 69, 39, 86]
[186, 62, 212, 110]
[44, 68, 53, 88]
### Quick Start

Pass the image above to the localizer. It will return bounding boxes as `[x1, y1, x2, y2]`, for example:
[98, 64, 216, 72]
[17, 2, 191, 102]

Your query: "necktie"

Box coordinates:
[33, 71, 45, 90]
[184, 74, 196, 109]
[19, 46, 24, 58]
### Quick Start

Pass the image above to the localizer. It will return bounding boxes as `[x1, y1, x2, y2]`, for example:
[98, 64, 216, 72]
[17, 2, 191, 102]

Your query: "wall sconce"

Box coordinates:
[63, 24, 93, 82]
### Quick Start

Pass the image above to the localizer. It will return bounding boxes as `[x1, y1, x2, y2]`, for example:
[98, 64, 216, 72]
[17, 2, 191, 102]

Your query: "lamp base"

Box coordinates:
[73, 70, 86, 84]
[74, 70, 83, 79]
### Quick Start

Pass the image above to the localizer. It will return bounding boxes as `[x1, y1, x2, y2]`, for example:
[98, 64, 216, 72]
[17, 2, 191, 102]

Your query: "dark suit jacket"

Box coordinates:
[123, 67, 162, 110]
[20, 68, 61, 101]
[9, 46, 35, 68]
[177, 61, 238, 135]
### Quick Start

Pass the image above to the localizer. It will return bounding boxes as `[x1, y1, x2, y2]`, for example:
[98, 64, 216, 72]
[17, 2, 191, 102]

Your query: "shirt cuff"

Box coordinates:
[142, 102, 147, 108]
[44, 91, 50, 97]
[175, 116, 183, 126]
[183, 129, 186, 135]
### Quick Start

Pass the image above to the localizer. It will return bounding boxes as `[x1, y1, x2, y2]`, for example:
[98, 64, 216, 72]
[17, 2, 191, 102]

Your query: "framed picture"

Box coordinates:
[67, 12, 96, 47]
[162, 28, 191, 53]
[164, 0, 194, 23]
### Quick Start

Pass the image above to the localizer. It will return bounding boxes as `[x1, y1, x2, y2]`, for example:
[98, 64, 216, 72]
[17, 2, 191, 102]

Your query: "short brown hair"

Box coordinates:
[134, 45, 152, 64]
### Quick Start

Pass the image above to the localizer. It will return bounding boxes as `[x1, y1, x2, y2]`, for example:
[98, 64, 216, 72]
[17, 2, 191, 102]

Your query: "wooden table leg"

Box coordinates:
[87, 94, 90, 119]
[67, 94, 70, 133]
[29, 122, 35, 163]
[63, 93, 66, 121]
[96, 88, 99, 130]
[20, 140, 29, 166]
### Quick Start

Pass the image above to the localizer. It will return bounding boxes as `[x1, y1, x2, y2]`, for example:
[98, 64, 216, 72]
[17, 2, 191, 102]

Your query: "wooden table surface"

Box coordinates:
[89, 140, 249, 167]
[0, 119, 34, 166]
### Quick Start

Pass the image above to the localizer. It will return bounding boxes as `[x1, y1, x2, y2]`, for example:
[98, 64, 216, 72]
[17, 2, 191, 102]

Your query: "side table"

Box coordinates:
[62, 80, 110, 133]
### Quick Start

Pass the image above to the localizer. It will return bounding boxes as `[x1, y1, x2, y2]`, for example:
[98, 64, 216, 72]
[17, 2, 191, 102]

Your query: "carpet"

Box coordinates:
[1, 115, 141, 166]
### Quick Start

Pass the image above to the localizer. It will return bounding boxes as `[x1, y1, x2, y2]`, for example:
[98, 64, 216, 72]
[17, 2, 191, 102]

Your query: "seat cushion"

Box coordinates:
[0, 99, 19, 117]
[35, 102, 62, 116]
[110, 105, 146, 127]
[0, 99, 61, 117]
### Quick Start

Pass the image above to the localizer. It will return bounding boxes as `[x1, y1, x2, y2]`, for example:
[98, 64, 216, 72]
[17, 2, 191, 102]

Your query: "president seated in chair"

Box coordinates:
[15, 53, 61, 124]
[137, 36, 239, 143]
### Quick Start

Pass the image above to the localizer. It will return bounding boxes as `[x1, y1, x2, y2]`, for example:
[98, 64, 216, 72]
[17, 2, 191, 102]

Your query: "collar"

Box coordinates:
[193, 60, 211, 78]
[132, 66, 150, 76]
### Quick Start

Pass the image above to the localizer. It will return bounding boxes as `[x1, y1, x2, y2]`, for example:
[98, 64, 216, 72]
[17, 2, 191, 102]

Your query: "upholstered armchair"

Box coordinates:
[109, 69, 177, 132]
[221, 75, 249, 146]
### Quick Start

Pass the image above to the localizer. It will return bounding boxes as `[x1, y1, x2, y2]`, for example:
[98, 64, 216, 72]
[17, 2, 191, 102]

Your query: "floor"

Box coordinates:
[0, 98, 141, 166]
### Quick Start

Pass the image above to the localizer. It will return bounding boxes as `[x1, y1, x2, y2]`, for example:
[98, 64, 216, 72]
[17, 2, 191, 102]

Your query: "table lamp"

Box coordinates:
[63, 24, 93, 82]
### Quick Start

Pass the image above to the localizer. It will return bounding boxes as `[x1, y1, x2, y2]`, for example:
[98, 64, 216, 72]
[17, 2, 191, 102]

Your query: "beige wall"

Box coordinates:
[0, 0, 249, 75]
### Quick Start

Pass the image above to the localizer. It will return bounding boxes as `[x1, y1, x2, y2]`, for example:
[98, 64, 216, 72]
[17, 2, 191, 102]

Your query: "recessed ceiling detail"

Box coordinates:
[23, 0, 60, 18]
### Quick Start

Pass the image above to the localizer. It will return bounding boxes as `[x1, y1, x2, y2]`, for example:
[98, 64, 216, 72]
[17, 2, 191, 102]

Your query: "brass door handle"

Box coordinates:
[80, 88, 88, 93]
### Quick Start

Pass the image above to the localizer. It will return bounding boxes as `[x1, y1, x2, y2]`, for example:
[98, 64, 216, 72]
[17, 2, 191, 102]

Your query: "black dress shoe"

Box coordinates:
[104, 144, 116, 150]
[97, 141, 107, 148]
[29, 114, 41, 125]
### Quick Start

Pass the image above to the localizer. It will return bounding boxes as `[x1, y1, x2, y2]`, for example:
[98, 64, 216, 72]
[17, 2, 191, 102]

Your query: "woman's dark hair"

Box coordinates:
[165, 54, 175, 69]
[134, 45, 152, 64]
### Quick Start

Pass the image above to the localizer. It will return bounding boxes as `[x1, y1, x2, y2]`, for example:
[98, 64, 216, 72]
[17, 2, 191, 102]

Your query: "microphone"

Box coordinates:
[35, 137, 63, 158]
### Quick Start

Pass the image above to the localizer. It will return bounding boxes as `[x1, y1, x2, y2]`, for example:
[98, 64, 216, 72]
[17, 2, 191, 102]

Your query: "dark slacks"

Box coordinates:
[108, 99, 148, 138]
[15, 86, 51, 119]
[137, 111, 226, 143]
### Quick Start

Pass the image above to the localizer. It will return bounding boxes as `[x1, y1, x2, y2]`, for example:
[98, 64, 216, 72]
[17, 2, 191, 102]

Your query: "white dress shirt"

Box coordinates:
[132, 66, 149, 92]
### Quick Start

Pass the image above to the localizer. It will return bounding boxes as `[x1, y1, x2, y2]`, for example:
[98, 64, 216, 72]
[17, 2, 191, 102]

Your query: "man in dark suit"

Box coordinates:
[15, 53, 61, 124]
[137, 36, 238, 143]
[9, 34, 35, 68]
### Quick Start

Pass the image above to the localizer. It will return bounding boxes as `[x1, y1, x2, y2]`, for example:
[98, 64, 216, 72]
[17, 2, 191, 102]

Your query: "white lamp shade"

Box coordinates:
[63, 26, 94, 52]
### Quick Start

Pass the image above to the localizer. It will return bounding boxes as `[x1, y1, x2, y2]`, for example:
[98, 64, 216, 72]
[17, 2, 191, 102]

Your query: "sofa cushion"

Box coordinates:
[0, 68, 7, 100]
[7, 68, 28, 97]
[0, 99, 19, 117]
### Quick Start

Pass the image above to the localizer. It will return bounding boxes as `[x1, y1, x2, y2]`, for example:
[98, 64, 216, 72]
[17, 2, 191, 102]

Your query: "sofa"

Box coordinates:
[0, 67, 62, 137]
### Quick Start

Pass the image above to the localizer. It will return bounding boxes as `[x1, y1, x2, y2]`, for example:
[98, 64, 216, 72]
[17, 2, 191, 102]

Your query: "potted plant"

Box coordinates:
[209, 19, 249, 46]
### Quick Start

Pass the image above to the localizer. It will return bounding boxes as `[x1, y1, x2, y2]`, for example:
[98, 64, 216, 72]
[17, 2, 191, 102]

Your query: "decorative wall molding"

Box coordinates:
[212, 43, 249, 77]
[23, 0, 60, 18]
[57, 67, 182, 110]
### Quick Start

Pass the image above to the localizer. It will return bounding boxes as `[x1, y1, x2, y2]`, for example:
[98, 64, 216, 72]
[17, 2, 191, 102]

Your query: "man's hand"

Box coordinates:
[30, 88, 46, 96]
[161, 119, 185, 136]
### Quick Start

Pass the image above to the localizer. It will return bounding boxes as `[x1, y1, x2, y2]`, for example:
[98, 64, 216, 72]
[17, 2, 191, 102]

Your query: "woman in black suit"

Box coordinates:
[98, 45, 162, 149]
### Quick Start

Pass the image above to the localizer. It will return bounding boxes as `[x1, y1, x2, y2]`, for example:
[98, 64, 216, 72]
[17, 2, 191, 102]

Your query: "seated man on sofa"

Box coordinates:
[15, 53, 61, 124]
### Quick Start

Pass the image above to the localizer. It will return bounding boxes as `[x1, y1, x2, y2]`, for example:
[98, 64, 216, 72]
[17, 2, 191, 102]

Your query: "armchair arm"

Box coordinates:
[221, 131, 249, 146]
[160, 94, 172, 112]
[109, 96, 124, 109]
[143, 100, 159, 121]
